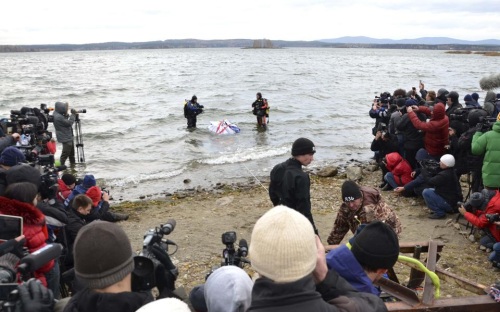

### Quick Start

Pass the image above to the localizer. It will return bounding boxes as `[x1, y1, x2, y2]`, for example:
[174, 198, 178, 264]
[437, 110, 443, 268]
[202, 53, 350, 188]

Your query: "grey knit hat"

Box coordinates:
[73, 221, 134, 289]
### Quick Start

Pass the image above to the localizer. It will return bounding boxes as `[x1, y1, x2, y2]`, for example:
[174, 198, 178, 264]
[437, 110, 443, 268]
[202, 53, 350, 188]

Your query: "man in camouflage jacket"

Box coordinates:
[327, 181, 402, 245]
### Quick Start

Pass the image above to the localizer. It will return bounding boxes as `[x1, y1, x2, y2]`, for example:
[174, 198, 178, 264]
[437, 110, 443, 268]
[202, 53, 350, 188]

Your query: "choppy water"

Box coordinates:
[1, 48, 498, 200]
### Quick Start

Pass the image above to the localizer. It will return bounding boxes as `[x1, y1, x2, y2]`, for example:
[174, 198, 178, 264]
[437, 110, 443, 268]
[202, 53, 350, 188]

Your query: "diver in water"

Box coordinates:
[252, 92, 269, 127]
[184, 95, 204, 128]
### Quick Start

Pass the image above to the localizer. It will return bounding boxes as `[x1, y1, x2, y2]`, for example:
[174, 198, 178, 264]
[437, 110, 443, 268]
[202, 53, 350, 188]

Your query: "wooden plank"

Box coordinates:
[421, 241, 438, 305]
[435, 267, 489, 295]
[325, 241, 444, 253]
[386, 295, 497, 311]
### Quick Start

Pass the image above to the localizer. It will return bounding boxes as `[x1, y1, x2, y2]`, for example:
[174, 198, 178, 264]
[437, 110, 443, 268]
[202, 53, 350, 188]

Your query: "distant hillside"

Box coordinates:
[320, 36, 500, 45]
[1, 37, 500, 52]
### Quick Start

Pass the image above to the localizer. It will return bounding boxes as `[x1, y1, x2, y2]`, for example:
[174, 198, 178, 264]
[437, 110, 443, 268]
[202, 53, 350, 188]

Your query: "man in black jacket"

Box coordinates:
[248, 205, 387, 312]
[269, 138, 318, 234]
[422, 154, 463, 219]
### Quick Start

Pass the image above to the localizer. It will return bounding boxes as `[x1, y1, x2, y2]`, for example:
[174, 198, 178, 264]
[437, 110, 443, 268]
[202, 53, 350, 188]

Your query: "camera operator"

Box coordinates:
[369, 92, 391, 136]
[184, 95, 204, 129]
[0, 146, 26, 196]
[396, 99, 426, 169]
[458, 190, 500, 253]
[84, 186, 129, 222]
[370, 130, 398, 188]
[62, 221, 177, 312]
[471, 113, 500, 191]
[0, 133, 20, 154]
[53, 102, 77, 166]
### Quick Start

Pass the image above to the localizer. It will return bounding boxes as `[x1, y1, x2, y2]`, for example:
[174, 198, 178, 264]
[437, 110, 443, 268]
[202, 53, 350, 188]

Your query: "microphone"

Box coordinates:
[55, 165, 67, 172]
[238, 239, 248, 257]
[18, 244, 62, 273]
[160, 219, 176, 235]
[479, 73, 500, 91]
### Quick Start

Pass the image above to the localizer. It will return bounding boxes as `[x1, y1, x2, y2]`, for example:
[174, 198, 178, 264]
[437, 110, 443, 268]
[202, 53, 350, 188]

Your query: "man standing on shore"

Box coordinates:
[53, 101, 77, 166]
[269, 138, 319, 234]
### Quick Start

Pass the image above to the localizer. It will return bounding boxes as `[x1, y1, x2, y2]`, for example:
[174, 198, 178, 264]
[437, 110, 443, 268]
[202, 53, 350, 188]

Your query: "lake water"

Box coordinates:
[1, 48, 498, 201]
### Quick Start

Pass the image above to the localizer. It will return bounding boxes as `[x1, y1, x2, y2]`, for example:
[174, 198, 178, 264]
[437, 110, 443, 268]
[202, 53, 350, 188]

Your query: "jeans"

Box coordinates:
[422, 188, 453, 217]
[45, 261, 61, 299]
[384, 172, 399, 188]
[480, 233, 497, 249]
[489, 242, 500, 263]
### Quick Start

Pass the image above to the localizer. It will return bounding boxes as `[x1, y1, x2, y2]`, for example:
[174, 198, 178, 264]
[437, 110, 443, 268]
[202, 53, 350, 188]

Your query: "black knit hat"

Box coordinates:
[341, 180, 362, 202]
[351, 221, 399, 269]
[61, 173, 76, 186]
[74, 221, 134, 289]
[291, 138, 316, 156]
[5, 164, 40, 188]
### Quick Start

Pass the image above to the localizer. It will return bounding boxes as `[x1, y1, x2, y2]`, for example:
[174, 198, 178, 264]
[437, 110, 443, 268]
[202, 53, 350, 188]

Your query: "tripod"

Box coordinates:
[74, 115, 85, 163]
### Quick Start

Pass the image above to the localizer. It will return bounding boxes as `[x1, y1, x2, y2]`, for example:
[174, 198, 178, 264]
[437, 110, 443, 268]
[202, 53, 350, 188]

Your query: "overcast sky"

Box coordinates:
[1, 0, 499, 45]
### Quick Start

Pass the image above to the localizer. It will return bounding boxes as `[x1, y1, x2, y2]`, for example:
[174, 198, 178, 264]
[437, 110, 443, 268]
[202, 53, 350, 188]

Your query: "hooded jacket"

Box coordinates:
[408, 103, 449, 157]
[0, 196, 54, 286]
[463, 191, 500, 242]
[205, 266, 253, 312]
[483, 91, 496, 117]
[53, 102, 75, 143]
[384, 152, 413, 186]
[327, 187, 401, 245]
[249, 271, 387, 312]
[471, 121, 500, 188]
[396, 111, 425, 150]
[426, 167, 463, 208]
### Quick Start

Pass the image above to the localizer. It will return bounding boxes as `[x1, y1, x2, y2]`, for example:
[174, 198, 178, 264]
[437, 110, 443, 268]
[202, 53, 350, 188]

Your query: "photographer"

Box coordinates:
[370, 130, 398, 188]
[0, 133, 20, 154]
[53, 102, 77, 166]
[369, 92, 391, 136]
[471, 112, 500, 190]
[458, 190, 500, 252]
[184, 95, 204, 129]
[84, 186, 128, 222]
[63, 221, 177, 312]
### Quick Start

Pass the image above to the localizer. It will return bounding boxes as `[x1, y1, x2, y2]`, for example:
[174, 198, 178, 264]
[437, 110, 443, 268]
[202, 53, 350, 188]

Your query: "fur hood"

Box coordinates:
[0, 196, 45, 225]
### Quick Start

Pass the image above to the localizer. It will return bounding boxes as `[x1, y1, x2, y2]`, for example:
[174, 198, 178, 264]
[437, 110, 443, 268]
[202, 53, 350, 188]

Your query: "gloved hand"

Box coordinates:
[16, 278, 54, 312]
[475, 123, 484, 133]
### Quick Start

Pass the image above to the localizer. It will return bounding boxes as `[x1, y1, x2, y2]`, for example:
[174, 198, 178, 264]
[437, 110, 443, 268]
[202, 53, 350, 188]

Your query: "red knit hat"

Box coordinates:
[86, 186, 102, 207]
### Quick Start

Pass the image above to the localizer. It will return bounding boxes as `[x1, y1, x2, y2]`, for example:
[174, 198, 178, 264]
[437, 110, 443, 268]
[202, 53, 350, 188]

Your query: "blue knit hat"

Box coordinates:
[471, 92, 479, 101]
[82, 174, 96, 188]
[464, 94, 473, 102]
[405, 99, 418, 107]
[0, 147, 26, 166]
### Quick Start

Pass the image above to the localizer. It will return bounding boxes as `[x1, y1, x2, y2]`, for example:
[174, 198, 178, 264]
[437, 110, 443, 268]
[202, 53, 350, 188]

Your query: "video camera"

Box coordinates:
[221, 231, 249, 268]
[477, 116, 496, 133]
[449, 107, 475, 123]
[132, 220, 179, 292]
[375, 92, 391, 105]
[39, 165, 67, 200]
[0, 243, 62, 310]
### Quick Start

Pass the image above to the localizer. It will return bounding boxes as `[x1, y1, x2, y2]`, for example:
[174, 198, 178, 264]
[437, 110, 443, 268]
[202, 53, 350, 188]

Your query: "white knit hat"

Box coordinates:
[136, 298, 190, 312]
[249, 205, 317, 283]
[440, 154, 455, 168]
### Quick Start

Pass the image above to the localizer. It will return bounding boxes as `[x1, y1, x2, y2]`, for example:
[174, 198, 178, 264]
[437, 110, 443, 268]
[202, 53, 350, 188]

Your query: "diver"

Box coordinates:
[184, 95, 204, 128]
[252, 92, 269, 127]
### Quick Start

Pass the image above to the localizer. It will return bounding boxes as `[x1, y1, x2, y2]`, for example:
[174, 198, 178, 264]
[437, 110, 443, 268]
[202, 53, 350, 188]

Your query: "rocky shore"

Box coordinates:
[113, 160, 498, 297]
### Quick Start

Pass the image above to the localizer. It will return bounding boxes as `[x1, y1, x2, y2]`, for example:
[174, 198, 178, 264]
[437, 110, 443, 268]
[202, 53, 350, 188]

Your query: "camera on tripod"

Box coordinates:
[131, 220, 179, 292]
[221, 231, 249, 268]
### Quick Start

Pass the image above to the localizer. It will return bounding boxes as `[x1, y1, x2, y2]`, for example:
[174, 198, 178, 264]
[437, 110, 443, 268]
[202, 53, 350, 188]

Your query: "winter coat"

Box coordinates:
[63, 288, 153, 312]
[370, 135, 399, 160]
[483, 91, 496, 117]
[53, 102, 75, 143]
[64, 208, 87, 267]
[327, 186, 402, 245]
[269, 158, 317, 234]
[471, 121, 500, 188]
[408, 103, 449, 157]
[57, 179, 73, 202]
[326, 245, 380, 296]
[0, 196, 54, 286]
[385, 152, 413, 186]
[249, 272, 387, 312]
[463, 191, 500, 242]
[396, 112, 425, 150]
[426, 167, 463, 208]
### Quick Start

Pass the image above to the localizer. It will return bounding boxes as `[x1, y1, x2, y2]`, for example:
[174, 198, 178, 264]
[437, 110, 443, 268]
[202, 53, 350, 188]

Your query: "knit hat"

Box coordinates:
[471, 92, 479, 101]
[440, 154, 455, 168]
[249, 205, 317, 283]
[437, 88, 449, 97]
[341, 180, 362, 202]
[405, 99, 417, 107]
[205, 266, 253, 312]
[351, 221, 399, 269]
[61, 173, 76, 186]
[86, 186, 102, 207]
[5, 164, 40, 188]
[82, 174, 96, 188]
[136, 298, 191, 312]
[396, 98, 406, 108]
[291, 138, 316, 156]
[73, 221, 134, 289]
[468, 192, 485, 208]
[447, 91, 459, 101]
[463, 94, 473, 102]
[0, 147, 26, 166]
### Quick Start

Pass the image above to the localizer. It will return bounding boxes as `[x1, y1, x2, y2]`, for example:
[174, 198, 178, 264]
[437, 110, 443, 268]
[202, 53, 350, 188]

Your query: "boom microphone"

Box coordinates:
[239, 239, 248, 257]
[479, 73, 500, 91]
[160, 219, 176, 235]
[18, 244, 62, 273]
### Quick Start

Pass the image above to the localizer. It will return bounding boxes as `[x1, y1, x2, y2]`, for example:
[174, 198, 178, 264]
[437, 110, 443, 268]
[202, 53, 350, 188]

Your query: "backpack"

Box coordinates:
[263, 99, 270, 118]
[183, 100, 189, 118]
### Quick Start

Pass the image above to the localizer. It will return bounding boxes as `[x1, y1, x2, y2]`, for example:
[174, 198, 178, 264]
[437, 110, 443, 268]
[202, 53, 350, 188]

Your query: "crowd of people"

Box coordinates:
[1, 83, 500, 311]
[369, 83, 500, 265]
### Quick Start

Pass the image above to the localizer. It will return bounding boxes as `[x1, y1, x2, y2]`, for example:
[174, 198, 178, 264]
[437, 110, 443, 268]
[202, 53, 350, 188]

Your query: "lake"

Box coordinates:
[1, 48, 498, 200]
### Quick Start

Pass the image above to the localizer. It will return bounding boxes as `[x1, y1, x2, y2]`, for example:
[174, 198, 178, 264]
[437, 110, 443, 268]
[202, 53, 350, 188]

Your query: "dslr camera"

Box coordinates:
[486, 213, 500, 223]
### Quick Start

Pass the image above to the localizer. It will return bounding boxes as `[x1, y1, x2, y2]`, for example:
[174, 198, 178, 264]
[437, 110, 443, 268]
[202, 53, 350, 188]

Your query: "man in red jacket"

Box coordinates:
[406, 103, 449, 162]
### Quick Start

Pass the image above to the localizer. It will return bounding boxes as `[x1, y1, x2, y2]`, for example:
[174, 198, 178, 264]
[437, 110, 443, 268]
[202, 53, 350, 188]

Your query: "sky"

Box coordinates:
[1, 0, 500, 45]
